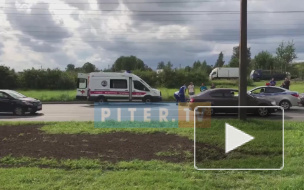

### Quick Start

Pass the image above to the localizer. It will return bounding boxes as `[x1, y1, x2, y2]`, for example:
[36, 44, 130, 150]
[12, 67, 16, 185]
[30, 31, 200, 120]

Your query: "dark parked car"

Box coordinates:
[0, 90, 42, 115]
[300, 93, 304, 106]
[188, 89, 277, 117]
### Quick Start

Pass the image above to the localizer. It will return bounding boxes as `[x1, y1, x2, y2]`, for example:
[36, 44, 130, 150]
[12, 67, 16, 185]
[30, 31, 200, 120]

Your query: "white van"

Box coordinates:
[76, 72, 162, 102]
[209, 67, 239, 80]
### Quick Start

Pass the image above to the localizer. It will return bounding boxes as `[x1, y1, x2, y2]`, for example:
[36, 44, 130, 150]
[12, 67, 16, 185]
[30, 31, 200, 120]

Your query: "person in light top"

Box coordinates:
[188, 82, 195, 96]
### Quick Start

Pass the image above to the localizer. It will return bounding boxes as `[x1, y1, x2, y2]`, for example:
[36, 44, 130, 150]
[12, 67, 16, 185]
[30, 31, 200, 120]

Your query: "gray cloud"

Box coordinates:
[18, 35, 57, 52]
[98, 0, 120, 11]
[1, 0, 304, 71]
[4, 1, 71, 52]
[64, 0, 90, 10]
[0, 42, 4, 56]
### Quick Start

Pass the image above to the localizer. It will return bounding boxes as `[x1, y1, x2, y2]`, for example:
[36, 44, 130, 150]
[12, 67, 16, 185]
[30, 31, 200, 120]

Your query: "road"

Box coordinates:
[0, 103, 303, 122]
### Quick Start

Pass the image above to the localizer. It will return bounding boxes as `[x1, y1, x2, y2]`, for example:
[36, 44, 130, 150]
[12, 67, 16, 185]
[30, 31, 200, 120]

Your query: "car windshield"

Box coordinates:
[140, 79, 151, 89]
[6, 91, 27, 99]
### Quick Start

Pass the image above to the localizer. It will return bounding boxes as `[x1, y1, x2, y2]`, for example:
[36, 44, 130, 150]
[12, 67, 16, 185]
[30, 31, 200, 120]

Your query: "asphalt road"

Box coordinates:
[0, 103, 303, 122]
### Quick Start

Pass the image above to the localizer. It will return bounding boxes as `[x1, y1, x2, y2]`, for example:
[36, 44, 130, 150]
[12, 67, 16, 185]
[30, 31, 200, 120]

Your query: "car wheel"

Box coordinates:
[97, 96, 106, 104]
[30, 111, 37, 115]
[257, 107, 269, 117]
[279, 100, 291, 110]
[14, 107, 25, 116]
[143, 96, 152, 103]
[204, 108, 214, 116]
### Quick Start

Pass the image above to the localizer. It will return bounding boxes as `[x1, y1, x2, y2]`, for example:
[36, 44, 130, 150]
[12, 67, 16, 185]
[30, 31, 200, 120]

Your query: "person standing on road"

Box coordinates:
[174, 91, 179, 105]
[174, 84, 187, 105]
[200, 83, 208, 92]
[269, 78, 276, 86]
[284, 78, 291, 90]
[188, 82, 195, 96]
[210, 83, 216, 89]
[178, 83, 187, 103]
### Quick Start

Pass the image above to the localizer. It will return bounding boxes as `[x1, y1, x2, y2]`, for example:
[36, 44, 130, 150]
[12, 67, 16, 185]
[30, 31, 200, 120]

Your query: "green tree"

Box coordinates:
[199, 60, 212, 74]
[112, 56, 148, 71]
[19, 68, 76, 89]
[214, 52, 225, 67]
[252, 51, 275, 70]
[276, 41, 297, 72]
[185, 66, 191, 72]
[66, 64, 75, 71]
[157, 61, 165, 69]
[165, 61, 173, 70]
[0, 66, 18, 89]
[192, 60, 201, 70]
[82, 62, 98, 73]
[133, 70, 158, 87]
[228, 46, 251, 67]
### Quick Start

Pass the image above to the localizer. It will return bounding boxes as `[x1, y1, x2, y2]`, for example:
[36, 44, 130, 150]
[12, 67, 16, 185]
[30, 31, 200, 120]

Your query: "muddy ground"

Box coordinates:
[0, 125, 225, 163]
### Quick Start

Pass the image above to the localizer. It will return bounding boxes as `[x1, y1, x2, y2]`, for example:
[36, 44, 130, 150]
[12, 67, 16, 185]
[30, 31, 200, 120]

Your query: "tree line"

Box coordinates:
[0, 59, 211, 89]
[0, 41, 303, 90]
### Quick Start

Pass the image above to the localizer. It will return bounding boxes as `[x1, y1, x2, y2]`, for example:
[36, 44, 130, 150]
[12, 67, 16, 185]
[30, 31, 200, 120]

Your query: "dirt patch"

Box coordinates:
[0, 125, 224, 163]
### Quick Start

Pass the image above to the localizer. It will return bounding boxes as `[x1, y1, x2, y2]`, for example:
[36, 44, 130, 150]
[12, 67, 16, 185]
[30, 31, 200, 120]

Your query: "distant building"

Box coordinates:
[156, 69, 163, 74]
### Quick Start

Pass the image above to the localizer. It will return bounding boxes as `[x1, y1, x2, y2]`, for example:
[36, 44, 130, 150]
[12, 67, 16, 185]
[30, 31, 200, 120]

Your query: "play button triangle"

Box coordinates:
[225, 123, 255, 154]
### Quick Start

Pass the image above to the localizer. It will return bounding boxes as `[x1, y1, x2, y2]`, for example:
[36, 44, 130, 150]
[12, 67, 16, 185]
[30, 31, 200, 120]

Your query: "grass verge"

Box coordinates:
[0, 121, 303, 189]
[16, 80, 304, 102]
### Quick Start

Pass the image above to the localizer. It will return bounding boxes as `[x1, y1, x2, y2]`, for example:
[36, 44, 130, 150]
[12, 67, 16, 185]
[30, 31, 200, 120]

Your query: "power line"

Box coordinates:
[2, 10, 304, 15]
[1, 19, 302, 25]
[1, 18, 302, 22]
[2, 29, 303, 34]
[8, 40, 302, 45]
[1, 35, 302, 42]
[0, 0, 271, 5]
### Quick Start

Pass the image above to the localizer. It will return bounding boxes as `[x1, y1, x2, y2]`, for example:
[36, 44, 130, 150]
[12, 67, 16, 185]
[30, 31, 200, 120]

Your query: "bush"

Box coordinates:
[235, 78, 254, 87]
[157, 69, 209, 88]
[132, 70, 158, 88]
[17, 68, 77, 90]
[0, 66, 18, 89]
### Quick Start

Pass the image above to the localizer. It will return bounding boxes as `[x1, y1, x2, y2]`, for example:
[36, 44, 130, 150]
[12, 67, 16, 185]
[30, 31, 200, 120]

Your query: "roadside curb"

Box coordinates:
[42, 101, 176, 104]
[42, 101, 92, 104]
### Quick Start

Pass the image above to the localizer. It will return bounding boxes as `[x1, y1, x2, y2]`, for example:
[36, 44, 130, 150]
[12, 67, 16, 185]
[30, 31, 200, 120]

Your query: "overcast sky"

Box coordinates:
[0, 0, 304, 71]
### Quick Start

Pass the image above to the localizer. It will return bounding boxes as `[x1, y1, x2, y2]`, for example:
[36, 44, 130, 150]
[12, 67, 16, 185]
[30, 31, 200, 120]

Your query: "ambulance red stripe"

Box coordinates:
[90, 91, 146, 96]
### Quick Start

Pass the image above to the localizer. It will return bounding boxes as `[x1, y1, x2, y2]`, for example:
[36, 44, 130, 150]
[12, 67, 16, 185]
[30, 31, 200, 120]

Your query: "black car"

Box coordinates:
[188, 89, 277, 117]
[0, 90, 42, 115]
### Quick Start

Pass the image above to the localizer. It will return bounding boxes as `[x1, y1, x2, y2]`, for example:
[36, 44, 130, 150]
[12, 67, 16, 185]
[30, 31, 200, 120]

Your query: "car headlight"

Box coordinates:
[22, 101, 33, 106]
[271, 101, 276, 106]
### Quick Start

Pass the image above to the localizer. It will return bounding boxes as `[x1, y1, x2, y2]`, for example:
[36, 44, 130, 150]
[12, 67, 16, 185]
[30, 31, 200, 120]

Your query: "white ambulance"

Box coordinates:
[76, 72, 162, 102]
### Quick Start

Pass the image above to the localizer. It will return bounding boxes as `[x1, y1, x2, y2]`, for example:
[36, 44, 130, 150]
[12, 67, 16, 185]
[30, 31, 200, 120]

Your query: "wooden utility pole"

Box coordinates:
[239, 0, 248, 120]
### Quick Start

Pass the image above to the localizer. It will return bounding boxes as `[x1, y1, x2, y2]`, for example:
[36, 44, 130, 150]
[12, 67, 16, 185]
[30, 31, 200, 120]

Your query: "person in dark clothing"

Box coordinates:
[174, 84, 187, 104]
[210, 83, 216, 89]
[178, 84, 187, 102]
[284, 78, 291, 90]
[174, 91, 179, 105]
[269, 78, 276, 86]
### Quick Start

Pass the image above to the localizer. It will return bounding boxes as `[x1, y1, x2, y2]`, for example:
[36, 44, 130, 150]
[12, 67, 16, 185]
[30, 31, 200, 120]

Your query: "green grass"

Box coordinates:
[0, 121, 303, 189]
[16, 80, 304, 102]
[17, 90, 76, 102]
[41, 120, 283, 169]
